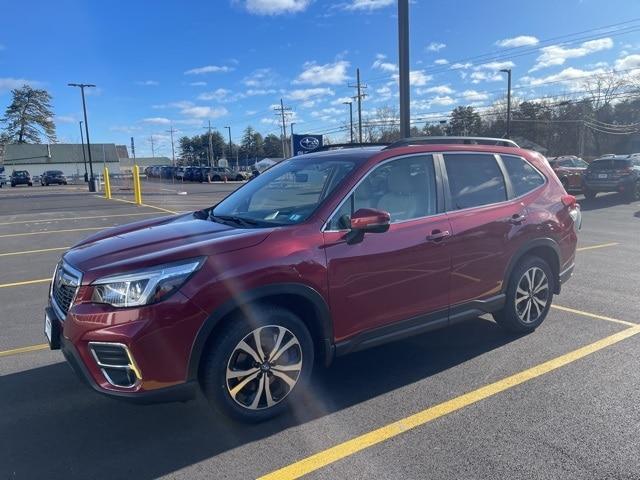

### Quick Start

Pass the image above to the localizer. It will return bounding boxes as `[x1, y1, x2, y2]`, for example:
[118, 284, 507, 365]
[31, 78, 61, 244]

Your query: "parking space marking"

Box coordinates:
[576, 242, 619, 252]
[0, 278, 50, 289]
[258, 324, 640, 480]
[0, 227, 104, 238]
[0, 212, 159, 226]
[101, 196, 178, 215]
[551, 304, 636, 326]
[0, 343, 49, 358]
[0, 247, 69, 257]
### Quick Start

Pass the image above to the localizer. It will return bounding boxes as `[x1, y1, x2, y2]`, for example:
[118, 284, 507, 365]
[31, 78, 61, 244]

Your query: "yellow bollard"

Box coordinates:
[133, 165, 142, 205]
[103, 167, 112, 199]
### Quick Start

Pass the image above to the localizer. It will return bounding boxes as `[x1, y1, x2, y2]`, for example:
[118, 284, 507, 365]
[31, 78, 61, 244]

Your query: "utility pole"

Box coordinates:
[349, 69, 367, 143]
[274, 98, 292, 157]
[79, 120, 87, 182]
[500, 68, 512, 138]
[290, 122, 296, 157]
[149, 135, 156, 157]
[68, 83, 96, 191]
[343, 101, 354, 143]
[130, 137, 136, 160]
[224, 126, 234, 169]
[202, 122, 214, 166]
[398, 0, 411, 138]
[166, 125, 177, 167]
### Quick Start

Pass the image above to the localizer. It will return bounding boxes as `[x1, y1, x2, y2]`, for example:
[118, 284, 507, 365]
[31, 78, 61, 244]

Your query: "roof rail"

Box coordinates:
[384, 136, 520, 149]
[314, 142, 389, 152]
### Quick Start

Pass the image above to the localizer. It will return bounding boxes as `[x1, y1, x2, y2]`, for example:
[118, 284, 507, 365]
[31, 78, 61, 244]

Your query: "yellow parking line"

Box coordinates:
[102, 196, 178, 215]
[0, 343, 49, 358]
[576, 242, 619, 252]
[551, 304, 636, 327]
[0, 227, 104, 238]
[258, 324, 640, 480]
[0, 278, 50, 288]
[0, 212, 159, 226]
[0, 247, 69, 257]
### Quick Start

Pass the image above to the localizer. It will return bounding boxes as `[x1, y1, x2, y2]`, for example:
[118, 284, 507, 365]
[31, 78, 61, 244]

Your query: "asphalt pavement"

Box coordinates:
[0, 181, 638, 479]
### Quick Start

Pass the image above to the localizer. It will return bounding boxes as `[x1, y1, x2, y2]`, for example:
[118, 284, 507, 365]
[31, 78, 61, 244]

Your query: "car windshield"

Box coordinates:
[211, 156, 356, 226]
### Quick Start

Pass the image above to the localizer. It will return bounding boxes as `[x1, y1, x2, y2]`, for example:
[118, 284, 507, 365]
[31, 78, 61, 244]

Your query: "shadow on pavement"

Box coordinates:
[578, 192, 634, 212]
[0, 317, 517, 479]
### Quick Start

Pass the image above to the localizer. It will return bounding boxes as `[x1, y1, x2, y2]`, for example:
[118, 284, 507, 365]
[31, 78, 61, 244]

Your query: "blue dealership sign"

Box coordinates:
[292, 134, 323, 156]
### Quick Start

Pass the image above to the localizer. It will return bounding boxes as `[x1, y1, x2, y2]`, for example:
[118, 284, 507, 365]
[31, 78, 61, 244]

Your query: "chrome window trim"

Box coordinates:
[51, 260, 83, 322]
[322, 153, 441, 232]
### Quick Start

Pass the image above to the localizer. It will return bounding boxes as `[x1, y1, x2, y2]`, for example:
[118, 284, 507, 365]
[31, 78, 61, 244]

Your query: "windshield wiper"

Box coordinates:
[209, 214, 262, 228]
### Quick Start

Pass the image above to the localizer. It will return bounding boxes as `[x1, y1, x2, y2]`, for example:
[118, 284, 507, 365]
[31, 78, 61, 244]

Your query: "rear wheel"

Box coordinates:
[493, 256, 554, 333]
[201, 306, 314, 422]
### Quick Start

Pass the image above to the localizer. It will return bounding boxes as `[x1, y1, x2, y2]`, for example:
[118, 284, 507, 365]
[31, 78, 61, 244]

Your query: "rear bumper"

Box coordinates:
[583, 178, 635, 192]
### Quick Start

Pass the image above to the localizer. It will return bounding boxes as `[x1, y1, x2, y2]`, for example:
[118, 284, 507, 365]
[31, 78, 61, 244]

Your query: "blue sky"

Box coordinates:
[1, 0, 639, 156]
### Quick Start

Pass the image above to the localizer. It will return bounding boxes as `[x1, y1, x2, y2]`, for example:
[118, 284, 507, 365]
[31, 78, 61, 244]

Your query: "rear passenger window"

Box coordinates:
[443, 154, 506, 210]
[501, 155, 545, 197]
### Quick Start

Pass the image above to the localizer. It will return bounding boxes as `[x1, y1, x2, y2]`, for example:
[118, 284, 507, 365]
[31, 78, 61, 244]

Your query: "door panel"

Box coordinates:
[324, 215, 452, 342]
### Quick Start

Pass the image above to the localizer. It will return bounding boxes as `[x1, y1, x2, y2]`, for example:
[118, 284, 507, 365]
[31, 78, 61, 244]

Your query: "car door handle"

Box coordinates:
[426, 230, 451, 242]
[509, 214, 526, 225]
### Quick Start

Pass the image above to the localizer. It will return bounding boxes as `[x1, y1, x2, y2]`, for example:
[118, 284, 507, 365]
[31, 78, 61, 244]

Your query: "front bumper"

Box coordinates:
[46, 289, 207, 403]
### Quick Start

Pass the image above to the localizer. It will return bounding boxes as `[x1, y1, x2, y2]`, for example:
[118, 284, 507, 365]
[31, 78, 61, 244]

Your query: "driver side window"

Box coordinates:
[326, 155, 437, 230]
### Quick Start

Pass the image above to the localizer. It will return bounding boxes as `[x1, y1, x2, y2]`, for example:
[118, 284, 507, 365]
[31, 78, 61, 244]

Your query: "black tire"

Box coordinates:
[11, 183, 15, 187]
[212, 175, 221, 182]
[235, 175, 244, 181]
[583, 188, 597, 200]
[201, 305, 314, 423]
[28, 182, 33, 187]
[624, 181, 640, 202]
[493, 256, 554, 333]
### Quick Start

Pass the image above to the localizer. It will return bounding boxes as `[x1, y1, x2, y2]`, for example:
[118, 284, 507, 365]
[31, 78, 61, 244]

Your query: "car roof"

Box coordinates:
[593, 155, 630, 161]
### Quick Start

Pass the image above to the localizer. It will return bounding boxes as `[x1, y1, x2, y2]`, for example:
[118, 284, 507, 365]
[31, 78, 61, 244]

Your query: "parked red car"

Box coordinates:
[45, 137, 580, 422]
[548, 155, 588, 192]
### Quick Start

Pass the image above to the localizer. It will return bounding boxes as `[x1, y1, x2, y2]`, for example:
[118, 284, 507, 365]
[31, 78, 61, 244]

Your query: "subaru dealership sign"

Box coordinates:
[292, 134, 323, 156]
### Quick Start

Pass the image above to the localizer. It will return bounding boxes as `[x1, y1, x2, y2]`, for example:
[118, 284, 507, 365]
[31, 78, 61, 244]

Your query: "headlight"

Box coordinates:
[91, 258, 204, 307]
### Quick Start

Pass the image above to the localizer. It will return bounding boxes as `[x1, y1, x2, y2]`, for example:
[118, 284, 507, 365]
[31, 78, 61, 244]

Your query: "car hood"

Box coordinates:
[64, 213, 273, 283]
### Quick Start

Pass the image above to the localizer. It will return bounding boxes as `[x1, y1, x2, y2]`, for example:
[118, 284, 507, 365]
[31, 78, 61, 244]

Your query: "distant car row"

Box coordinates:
[548, 154, 640, 201]
[0, 170, 69, 188]
[144, 165, 248, 182]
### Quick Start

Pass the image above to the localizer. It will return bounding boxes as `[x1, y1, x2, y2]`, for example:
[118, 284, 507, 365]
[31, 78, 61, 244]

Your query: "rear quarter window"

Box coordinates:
[443, 153, 507, 210]
[501, 155, 545, 197]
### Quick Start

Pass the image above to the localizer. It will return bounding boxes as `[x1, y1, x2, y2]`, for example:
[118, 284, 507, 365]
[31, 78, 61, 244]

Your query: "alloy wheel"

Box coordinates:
[515, 267, 549, 324]
[226, 325, 303, 410]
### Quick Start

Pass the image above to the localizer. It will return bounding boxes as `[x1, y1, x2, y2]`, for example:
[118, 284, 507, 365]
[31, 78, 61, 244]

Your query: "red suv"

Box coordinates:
[548, 155, 588, 193]
[44, 137, 580, 422]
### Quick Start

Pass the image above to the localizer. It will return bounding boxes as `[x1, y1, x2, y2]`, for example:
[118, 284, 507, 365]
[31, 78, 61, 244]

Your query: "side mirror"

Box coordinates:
[346, 208, 390, 244]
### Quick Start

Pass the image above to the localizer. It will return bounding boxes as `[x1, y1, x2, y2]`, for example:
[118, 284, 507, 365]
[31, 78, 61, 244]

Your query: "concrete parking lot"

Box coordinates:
[1, 181, 639, 479]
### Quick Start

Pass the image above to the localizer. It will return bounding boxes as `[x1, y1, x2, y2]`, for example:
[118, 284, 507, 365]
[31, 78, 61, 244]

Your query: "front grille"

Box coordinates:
[51, 261, 82, 319]
[91, 344, 129, 366]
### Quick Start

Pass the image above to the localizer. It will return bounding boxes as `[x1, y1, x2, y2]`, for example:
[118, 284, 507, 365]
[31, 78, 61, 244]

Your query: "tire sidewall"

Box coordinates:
[201, 306, 314, 423]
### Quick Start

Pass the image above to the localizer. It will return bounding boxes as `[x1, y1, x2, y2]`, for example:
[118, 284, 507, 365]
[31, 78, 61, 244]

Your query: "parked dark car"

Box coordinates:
[548, 156, 588, 193]
[10, 170, 33, 187]
[582, 155, 640, 201]
[209, 166, 245, 181]
[160, 166, 176, 179]
[41, 170, 68, 186]
[45, 137, 580, 422]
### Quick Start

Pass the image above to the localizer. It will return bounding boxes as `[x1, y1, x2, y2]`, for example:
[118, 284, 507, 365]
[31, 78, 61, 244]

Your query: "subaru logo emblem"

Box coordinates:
[300, 136, 320, 150]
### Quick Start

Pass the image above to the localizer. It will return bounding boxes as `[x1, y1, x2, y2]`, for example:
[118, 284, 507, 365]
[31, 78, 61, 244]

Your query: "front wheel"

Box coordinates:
[493, 256, 554, 333]
[201, 306, 314, 422]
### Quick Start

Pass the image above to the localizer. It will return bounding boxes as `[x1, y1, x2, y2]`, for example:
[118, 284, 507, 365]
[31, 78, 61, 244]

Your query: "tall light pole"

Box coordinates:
[398, 0, 411, 138]
[500, 68, 512, 138]
[225, 126, 234, 169]
[68, 83, 96, 191]
[290, 122, 296, 157]
[79, 120, 88, 182]
[343, 101, 354, 143]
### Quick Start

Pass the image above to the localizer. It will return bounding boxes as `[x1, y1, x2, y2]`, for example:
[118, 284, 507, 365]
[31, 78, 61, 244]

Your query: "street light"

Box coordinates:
[224, 126, 235, 170]
[500, 69, 512, 138]
[68, 83, 96, 191]
[343, 101, 354, 143]
[79, 120, 88, 182]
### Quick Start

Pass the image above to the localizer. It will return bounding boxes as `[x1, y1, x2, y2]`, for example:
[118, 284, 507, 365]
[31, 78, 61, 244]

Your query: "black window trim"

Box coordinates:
[497, 153, 547, 201]
[322, 153, 445, 232]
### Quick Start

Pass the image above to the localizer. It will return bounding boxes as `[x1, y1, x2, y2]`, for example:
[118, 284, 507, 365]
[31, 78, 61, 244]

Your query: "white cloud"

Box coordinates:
[521, 67, 607, 90]
[427, 42, 446, 52]
[451, 62, 472, 70]
[345, 0, 394, 10]
[496, 35, 539, 48]
[142, 117, 172, 125]
[531, 38, 614, 71]
[418, 85, 454, 95]
[431, 95, 456, 106]
[409, 70, 432, 86]
[245, 88, 277, 96]
[470, 71, 503, 84]
[184, 65, 233, 75]
[294, 60, 350, 85]
[198, 88, 233, 102]
[615, 54, 640, 71]
[55, 115, 77, 124]
[110, 125, 142, 134]
[0, 77, 42, 92]
[180, 106, 228, 119]
[136, 80, 159, 86]
[242, 0, 311, 15]
[331, 96, 354, 105]
[475, 61, 515, 71]
[461, 90, 489, 102]
[243, 68, 278, 87]
[287, 87, 334, 100]
[372, 57, 397, 72]
[434, 59, 449, 65]
[188, 81, 207, 86]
